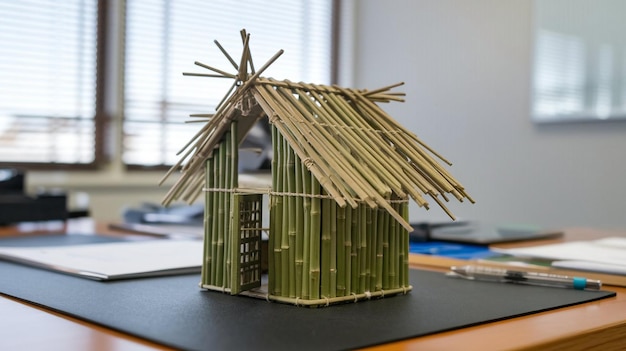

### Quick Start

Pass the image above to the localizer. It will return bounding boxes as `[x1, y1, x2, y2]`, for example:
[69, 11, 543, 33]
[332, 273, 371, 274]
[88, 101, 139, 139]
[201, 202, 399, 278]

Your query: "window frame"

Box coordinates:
[0, 0, 108, 171]
[0, 0, 338, 172]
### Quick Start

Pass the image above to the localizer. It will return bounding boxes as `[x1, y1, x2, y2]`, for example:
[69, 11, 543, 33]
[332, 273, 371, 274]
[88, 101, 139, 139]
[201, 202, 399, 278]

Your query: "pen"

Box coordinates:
[448, 265, 602, 290]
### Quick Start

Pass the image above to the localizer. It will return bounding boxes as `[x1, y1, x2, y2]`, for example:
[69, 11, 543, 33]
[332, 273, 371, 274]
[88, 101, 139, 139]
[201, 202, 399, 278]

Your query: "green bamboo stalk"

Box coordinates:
[215, 141, 226, 287]
[226, 125, 235, 288]
[375, 208, 385, 291]
[280, 134, 290, 297]
[350, 205, 359, 294]
[401, 202, 410, 287]
[344, 206, 352, 295]
[268, 124, 278, 294]
[286, 144, 296, 298]
[202, 158, 213, 286]
[321, 195, 331, 298]
[309, 175, 321, 300]
[359, 206, 367, 294]
[210, 151, 220, 286]
[389, 201, 399, 289]
[382, 208, 391, 290]
[336, 206, 346, 297]
[223, 130, 233, 290]
[301, 161, 312, 300]
[272, 129, 284, 296]
[368, 208, 378, 292]
[294, 155, 304, 298]
[330, 201, 337, 298]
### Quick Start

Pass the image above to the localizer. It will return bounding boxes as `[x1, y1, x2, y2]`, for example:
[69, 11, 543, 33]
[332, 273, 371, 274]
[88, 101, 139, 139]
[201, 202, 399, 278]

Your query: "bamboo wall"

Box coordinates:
[269, 127, 411, 305]
[201, 123, 238, 291]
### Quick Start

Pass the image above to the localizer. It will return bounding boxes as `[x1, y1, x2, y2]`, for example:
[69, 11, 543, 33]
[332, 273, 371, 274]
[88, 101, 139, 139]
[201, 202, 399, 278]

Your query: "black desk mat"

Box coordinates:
[0, 235, 616, 350]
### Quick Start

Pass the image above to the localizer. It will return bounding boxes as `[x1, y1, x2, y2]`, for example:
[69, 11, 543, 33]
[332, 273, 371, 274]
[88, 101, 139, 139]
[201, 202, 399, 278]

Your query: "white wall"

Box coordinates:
[351, 0, 626, 230]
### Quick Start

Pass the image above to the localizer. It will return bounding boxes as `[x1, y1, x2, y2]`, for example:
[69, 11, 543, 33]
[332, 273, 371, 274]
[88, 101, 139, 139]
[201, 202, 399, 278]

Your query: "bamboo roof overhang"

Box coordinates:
[161, 77, 473, 232]
[160, 30, 473, 232]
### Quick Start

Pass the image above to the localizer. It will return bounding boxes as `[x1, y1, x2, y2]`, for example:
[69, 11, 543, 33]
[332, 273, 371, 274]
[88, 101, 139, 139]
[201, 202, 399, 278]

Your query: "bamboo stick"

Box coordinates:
[213, 39, 239, 71]
[215, 141, 226, 287]
[330, 202, 337, 298]
[252, 88, 348, 208]
[321, 195, 331, 298]
[309, 175, 321, 300]
[268, 125, 278, 295]
[375, 208, 386, 291]
[350, 205, 358, 294]
[389, 204, 398, 289]
[202, 158, 213, 286]
[301, 156, 312, 300]
[401, 202, 410, 287]
[382, 210, 391, 290]
[280, 133, 290, 297]
[294, 86, 394, 199]
[210, 151, 220, 286]
[193, 61, 237, 78]
[286, 143, 296, 298]
[336, 206, 346, 297]
[344, 206, 352, 295]
[368, 208, 378, 292]
[358, 206, 367, 294]
[272, 128, 284, 296]
[294, 153, 304, 298]
[183, 72, 234, 78]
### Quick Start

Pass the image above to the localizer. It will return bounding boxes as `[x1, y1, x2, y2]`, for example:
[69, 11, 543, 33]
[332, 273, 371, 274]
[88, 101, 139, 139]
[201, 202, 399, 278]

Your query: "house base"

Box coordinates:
[200, 280, 413, 308]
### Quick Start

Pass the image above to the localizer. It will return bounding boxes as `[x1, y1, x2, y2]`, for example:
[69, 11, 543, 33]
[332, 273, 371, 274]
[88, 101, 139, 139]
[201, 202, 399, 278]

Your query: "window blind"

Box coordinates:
[123, 0, 333, 167]
[532, 0, 626, 122]
[0, 0, 99, 166]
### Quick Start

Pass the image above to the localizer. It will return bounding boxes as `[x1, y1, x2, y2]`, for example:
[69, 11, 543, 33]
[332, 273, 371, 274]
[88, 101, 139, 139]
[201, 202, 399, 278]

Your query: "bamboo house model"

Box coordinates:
[161, 31, 473, 307]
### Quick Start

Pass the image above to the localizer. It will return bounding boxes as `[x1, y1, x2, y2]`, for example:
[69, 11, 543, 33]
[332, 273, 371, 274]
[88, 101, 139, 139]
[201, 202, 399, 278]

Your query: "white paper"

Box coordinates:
[0, 240, 203, 280]
[493, 237, 626, 274]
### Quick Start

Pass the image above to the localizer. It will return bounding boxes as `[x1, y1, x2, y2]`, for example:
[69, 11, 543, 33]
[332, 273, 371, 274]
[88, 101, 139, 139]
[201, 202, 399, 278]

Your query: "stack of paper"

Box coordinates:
[493, 237, 626, 275]
[0, 240, 203, 280]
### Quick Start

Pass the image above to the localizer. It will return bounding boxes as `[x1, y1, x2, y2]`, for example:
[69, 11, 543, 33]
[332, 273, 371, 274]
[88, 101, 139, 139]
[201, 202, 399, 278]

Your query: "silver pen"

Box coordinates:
[448, 265, 602, 290]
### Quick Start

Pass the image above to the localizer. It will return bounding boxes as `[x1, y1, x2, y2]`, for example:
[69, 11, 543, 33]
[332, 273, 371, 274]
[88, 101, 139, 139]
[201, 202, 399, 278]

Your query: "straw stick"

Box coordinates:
[237, 33, 250, 81]
[193, 61, 236, 78]
[183, 72, 234, 78]
[362, 82, 405, 97]
[252, 88, 348, 208]
[214, 39, 239, 70]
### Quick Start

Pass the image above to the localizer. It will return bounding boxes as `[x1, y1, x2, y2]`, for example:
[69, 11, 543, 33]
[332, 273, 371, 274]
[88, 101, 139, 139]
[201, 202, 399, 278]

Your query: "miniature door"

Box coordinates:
[229, 193, 263, 294]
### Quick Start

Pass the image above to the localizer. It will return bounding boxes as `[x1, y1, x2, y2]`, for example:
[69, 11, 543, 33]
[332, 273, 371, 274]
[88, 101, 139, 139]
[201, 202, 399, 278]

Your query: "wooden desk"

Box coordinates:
[1, 221, 625, 351]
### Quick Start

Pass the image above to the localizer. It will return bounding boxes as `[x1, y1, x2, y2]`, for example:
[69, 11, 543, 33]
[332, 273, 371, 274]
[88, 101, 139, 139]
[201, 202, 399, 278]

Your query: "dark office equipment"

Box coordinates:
[0, 169, 67, 225]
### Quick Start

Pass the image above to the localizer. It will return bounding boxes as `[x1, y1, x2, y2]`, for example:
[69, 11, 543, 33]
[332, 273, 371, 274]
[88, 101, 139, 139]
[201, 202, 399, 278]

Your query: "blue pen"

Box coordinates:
[448, 265, 602, 290]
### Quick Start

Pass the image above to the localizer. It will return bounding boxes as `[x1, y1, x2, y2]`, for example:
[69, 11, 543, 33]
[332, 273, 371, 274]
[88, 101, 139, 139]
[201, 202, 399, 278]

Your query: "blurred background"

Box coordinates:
[1, 0, 626, 231]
